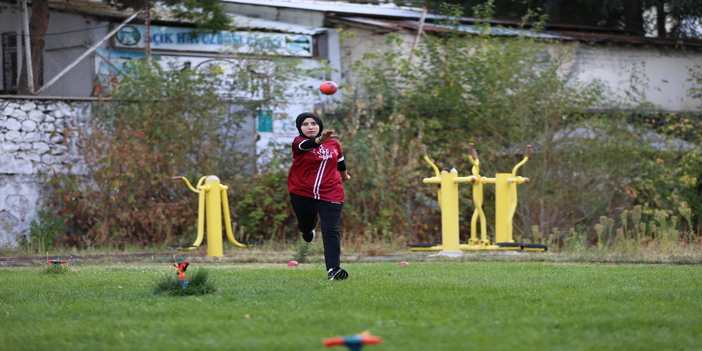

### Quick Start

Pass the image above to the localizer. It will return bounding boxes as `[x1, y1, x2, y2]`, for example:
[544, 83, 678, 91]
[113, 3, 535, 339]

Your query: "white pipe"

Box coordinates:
[34, 10, 142, 95]
[409, 4, 428, 64]
[21, 0, 33, 94]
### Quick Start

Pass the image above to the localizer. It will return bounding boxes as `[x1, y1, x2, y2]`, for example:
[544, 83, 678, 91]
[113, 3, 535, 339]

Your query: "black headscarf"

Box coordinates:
[295, 112, 323, 138]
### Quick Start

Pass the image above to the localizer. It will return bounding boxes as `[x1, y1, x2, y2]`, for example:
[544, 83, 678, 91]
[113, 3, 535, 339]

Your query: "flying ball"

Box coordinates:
[287, 261, 300, 266]
[319, 81, 338, 95]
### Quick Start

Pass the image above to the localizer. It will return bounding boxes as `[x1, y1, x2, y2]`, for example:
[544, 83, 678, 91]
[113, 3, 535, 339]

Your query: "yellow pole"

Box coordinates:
[503, 146, 531, 243]
[506, 176, 528, 242]
[440, 170, 461, 253]
[494, 173, 512, 244]
[203, 175, 224, 257]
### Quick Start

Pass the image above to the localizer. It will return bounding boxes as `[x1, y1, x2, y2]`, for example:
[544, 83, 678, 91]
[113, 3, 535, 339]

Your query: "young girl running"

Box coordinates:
[287, 112, 351, 280]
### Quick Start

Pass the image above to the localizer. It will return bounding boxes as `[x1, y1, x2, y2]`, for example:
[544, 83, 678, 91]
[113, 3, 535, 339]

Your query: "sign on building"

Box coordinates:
[114, 25, 313, 57]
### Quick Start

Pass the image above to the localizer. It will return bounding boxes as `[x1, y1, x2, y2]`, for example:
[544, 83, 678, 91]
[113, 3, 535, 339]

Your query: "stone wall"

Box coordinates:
[0, 98, 92, 247]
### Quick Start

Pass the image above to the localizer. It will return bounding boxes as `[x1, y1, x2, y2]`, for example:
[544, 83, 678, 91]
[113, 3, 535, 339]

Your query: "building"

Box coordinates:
[0, 0, 341, 246]
[1, 0, 701, 246]
[222, 0, 702, 113]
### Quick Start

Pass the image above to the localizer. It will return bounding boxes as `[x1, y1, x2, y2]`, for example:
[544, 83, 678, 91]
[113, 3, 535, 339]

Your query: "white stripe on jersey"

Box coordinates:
[297, 140, 310, 151]
[312, 158, 328, 199]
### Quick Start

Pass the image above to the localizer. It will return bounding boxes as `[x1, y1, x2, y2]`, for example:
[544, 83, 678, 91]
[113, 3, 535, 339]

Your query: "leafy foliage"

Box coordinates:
[22, 210, 67, 253]
[45, 53, 301, 247]
[41, 262, 72, 275]
[425, 0, 702, 38]
[153, 268, 216, 296]
[337, 3, 699, 248]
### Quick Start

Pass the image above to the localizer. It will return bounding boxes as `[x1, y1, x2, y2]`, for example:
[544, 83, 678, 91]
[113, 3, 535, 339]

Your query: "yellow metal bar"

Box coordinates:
[503, 146, 531, 243]
[511, 156, 529, 175]
[422, 146, 442, 209]
[494, 173, 512, 243]
[423, 156, 440, 178]
[466, 145, 488, 246]
[506, 176, 529, 242]
[507, 179, 518, 242]
[221, 185, 253, 248]
[422, 145, 440, 178]
[440, 171, 460, 252]
[412, 144, 542, 253]
[454, 176, 476, 183]
[172, 176, 200, 193]
[470, 179, 490, 245]
[423, 177, 441, 184]
[511, 145, 531, 175]
[196, 176, 207, 189]
[177, 189, 206, 251]
[204, 176, 224, 257]
[467, 143, 479, 171]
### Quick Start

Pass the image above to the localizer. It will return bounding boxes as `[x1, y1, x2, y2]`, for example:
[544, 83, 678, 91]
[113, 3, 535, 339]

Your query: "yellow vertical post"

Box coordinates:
[440, 170, 461, 254]
[203, 175, 224, 257]
[494, 173, 513, 244]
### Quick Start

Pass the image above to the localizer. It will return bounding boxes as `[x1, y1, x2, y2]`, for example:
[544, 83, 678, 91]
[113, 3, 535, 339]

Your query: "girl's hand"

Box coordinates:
[340, 171, 351, 181]
[320, 129, 340, 142]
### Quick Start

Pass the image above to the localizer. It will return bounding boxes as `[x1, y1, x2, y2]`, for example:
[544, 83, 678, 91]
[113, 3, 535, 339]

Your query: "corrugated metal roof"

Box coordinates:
[221, 0, 425, 18]
[340, 17, 563, 39]
[335, 17, 702, 48]
[544, 30, 702, 47]
[223, 0, 702, 48]
[229, 14, 327, 35]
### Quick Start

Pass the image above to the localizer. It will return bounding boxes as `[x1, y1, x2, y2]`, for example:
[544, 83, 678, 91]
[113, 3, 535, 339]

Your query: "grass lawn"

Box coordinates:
[1, 261, 701, 351]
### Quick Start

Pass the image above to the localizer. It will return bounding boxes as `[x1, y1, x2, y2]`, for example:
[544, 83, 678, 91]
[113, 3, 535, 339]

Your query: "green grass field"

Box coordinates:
[1, 261, 701, 351]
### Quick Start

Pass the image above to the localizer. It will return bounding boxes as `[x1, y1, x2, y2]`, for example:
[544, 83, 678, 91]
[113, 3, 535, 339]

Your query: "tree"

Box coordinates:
[336, 2, 698, 247]
[17, 0, 49, 95]
[46, 42, 304, 245]
[426, 0, 702, 38]
[15, 0, 231, 95]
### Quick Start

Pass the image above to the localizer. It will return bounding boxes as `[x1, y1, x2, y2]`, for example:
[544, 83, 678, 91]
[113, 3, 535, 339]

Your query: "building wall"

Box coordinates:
[0, 96, 258, 247]
[220, 3, 327, 28]
[0, 98, 91, 247]
[0, 9, 112, 96]
[570, 43, 702, 112]
[334, 22, 702, 113]
[333, 24, 417, 98]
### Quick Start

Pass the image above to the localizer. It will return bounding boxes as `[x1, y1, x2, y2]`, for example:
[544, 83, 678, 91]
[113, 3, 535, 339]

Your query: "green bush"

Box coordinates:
[46, 54, 301, 247]
[153, 268, 216, 296]
[334, 2, 701, 250]
[22, 209, 66, 253]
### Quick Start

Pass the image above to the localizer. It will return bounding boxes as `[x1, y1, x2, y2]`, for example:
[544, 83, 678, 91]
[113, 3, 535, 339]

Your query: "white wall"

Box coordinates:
[571, 44, 702, 112]
[335, 22, 702, 113]
[0, 99, 92, 247]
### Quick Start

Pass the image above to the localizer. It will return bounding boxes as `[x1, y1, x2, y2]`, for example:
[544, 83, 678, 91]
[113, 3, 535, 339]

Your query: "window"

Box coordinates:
[2, 32, 17, 93]
[257, 109, 273, 133]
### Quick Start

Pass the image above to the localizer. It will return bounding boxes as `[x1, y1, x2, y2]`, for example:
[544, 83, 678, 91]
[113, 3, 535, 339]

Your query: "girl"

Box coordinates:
[287, 112, 351, 280]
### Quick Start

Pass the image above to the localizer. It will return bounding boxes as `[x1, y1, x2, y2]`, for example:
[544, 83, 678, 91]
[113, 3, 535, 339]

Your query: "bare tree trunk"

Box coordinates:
[17, 0, 49, 95]
[656, 1, 667, 38]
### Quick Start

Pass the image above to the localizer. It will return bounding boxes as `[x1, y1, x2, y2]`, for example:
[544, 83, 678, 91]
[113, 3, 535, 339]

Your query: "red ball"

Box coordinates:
[319, 81, 338, 95]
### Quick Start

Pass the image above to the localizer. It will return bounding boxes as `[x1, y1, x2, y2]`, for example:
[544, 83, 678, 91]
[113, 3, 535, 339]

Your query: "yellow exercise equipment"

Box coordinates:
[171, 175, 254, 257]
[409, 143, 549, 255]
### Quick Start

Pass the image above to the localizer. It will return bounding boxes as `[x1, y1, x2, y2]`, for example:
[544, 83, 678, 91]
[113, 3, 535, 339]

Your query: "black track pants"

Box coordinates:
[289, 193, 344, 270]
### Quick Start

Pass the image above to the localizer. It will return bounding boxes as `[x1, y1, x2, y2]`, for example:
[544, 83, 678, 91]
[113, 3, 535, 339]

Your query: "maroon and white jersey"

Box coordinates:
[287, 136, 345, 202]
